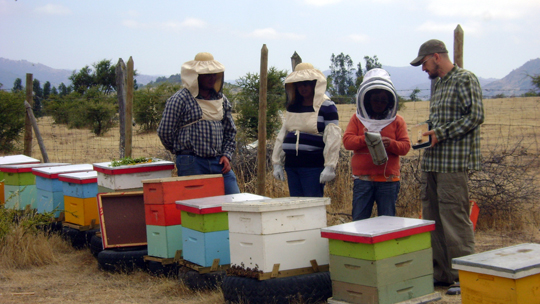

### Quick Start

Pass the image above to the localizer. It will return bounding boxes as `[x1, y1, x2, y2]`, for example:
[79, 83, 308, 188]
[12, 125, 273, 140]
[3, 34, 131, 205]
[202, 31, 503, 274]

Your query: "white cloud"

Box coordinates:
[122, 18, 206, 31]
[416, 21, 481, 35]
[247, 28, 305, 40]
[347, 33, 369, 43]
[304, 0, 343, 6]
[426, 0, 540, 20]
[35, 4, 71, 15]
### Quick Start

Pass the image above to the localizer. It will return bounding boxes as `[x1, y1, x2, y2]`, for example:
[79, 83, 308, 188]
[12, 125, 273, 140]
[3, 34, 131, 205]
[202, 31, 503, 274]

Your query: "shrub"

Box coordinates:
[0, 91, 25, 152]
[134, 83, 180, 132]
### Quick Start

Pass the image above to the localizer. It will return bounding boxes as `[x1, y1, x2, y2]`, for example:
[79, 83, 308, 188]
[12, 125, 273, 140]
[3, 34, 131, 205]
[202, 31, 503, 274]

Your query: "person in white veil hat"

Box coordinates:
[272, 62, 341, 197]
[343, 68, 410, 220]
[158, 52, 240, 194]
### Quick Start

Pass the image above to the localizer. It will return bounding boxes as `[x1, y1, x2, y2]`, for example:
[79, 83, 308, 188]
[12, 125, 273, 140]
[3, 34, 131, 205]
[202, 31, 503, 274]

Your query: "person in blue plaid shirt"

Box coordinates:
[410, 39, 484, 294]
[158, 52, 240, 194]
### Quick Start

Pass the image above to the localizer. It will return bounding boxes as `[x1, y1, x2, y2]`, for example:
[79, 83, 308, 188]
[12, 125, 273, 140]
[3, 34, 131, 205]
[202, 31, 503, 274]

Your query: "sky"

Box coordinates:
[1, 0, 539, 81]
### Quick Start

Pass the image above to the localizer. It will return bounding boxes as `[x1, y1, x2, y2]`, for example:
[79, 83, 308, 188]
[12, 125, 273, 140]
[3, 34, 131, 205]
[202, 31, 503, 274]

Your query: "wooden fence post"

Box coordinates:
[24, 73, 33, 157]
[116, 58, 127, 158]
[126, 57, 134, 158]
[291, 51, 302, 71]
[257, 44, 268, 196]
[24, 101, 49, 162]
[454, 24, 464, 68]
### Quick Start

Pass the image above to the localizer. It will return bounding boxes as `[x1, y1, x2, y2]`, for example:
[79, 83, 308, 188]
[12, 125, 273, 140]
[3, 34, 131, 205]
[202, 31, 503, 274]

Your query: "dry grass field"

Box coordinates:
[1, 96, 540, 303]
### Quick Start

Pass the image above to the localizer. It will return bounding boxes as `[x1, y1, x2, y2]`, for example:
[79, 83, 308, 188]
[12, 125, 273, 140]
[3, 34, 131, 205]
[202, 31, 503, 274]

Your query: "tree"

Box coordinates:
[93, 59, 117, 94]
[531, 74, 540, 95]
[69, 65, 95, 94]
[355, 62, 364, 89]
[409, 87, 421, 101]
[51, 86, 58, 96]
[235, 67, 287, 140]
[364, 55, 382, 72]
[329, 53, 355, 97]
[12, 78, 23, 93]
[58, 82, 71, 96]
[0, 91, 26, 152]
[43, 81, 51, 99]
[33, 79, 43, 117]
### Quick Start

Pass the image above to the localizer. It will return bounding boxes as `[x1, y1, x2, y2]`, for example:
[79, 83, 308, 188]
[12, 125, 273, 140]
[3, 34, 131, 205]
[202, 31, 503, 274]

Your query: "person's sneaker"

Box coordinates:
[446, 282, 461, 295]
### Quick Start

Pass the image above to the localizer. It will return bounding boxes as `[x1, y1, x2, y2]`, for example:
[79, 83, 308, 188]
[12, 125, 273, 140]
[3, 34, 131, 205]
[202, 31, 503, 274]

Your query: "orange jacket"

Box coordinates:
[343, 114, 411, 179]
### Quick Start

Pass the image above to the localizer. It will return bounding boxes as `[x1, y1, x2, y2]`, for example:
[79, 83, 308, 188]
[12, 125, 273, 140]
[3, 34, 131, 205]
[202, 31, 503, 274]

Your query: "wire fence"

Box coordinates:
[21, 95, 540, 166]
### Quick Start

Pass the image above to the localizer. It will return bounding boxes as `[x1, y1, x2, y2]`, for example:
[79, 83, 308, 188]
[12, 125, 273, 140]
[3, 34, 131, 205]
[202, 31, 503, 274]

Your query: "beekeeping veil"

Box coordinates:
[356, 68, 398, 132]
[181, 52, 225, 98]
[180, 52, 225, 121]
[283, 62, 330, 135]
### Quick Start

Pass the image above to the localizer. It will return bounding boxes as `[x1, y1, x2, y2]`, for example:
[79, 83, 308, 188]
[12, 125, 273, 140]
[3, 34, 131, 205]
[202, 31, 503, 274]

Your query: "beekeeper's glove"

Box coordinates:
[273, 164, 286, 181]
[319, 166, 336, 184]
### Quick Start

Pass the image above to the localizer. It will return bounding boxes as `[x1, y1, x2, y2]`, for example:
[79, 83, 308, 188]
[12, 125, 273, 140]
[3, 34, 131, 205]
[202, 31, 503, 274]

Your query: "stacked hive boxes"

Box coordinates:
[321, 216, 437, 304]
[33, 164, 93, 217]
[59, 171, 99, 227]
[142, 175, 225, 259]
[176, 193, 268, 268]
[1, 163, 69, 210]
[222, 197, 330, 276]
[452, 243, 540, 304]
[0, 155, 40, 206]
[93, 159, 174, 193]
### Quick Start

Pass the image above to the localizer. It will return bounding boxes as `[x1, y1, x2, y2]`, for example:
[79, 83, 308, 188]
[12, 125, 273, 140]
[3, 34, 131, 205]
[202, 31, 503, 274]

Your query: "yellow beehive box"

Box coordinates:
[452, 243, 540, 304]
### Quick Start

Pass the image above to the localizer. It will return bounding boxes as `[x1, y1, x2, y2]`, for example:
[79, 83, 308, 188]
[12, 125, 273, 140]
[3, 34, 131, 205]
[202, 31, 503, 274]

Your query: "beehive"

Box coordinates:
[452, 243, 540, 304]
[322, 216, 436, 304]
[222, 197, 330, 273]
[33, 164, 93, 217]
[59, 171, 99, 226]
[177, 193, 268, 267]
[0, 155, 40, 205]
[93, 159, 174, 192]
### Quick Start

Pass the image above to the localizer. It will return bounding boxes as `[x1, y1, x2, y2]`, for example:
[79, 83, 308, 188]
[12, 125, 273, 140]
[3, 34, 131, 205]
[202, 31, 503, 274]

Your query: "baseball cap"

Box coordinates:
[410, 39, 448, 66]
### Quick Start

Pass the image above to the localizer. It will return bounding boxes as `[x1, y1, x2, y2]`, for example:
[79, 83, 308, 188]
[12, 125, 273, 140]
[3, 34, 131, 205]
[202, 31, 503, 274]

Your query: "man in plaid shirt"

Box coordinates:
[410, 39, 484, 294]
[158, 52, 240, 194]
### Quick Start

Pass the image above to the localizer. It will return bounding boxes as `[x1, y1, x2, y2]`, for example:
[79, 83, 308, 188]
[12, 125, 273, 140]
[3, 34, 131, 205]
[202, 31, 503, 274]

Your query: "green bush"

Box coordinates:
[134, 83, 180, 132]
[84, 99, 117, 136]
[0, 91, 25, 152]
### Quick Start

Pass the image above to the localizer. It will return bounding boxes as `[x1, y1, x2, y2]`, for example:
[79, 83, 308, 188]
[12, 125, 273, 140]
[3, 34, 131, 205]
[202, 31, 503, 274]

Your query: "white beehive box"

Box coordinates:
[0, 155, 40, 165]
[93, 159, 174, 191]
[229, 228, 329, 273]
[222, 197, 330, 235]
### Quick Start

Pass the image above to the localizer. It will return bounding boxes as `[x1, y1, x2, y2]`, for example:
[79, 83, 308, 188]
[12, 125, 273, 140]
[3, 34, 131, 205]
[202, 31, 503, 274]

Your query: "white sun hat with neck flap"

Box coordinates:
[284, 62, 329, 112]
[181, 52, 225, 98]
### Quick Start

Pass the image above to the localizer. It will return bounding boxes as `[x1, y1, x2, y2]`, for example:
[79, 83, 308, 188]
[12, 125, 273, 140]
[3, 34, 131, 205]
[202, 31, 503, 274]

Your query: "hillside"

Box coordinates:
[483, 58, 540, 96]
[0, 58, 160, 90]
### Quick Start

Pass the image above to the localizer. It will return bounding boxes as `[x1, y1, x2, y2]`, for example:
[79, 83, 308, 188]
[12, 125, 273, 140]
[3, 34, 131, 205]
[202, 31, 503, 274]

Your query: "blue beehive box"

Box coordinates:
[37, 188, 64, 216]
[182, 227, 230, 267]
[59, 171, 98, 199]
[147, 224, 183, 259]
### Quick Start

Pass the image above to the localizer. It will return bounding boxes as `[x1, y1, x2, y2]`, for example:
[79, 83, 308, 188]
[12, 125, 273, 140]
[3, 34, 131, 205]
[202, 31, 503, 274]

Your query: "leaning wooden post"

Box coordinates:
[257, 44, 268, 195]
[24, 73, 33, 157]
[454, 24, 464, 68]
[116, 58, 127, 158]
[24, 101, 49, 162]
[126, 57, 134, 158]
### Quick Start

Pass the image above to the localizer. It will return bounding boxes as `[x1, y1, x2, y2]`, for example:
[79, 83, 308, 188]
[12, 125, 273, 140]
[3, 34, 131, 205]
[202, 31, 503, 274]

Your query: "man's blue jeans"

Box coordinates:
[285, 166, 325, 197]
[175, 155, 240, 195]
[352, 180, 400, 221]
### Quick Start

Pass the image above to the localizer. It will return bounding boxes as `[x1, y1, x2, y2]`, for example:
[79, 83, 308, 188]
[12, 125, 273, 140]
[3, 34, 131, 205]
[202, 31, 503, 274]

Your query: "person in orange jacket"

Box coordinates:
[343, 68, 411, 220]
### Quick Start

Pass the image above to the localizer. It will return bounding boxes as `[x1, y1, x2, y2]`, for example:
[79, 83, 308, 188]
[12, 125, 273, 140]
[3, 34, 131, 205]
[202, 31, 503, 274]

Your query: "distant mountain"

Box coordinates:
[0, 57, 161, 90]
[483, 58, 540, 97]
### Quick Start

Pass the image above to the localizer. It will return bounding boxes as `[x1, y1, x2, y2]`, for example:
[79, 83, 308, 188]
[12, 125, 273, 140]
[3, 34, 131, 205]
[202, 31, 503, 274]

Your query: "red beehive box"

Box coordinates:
[145, 203, 182, 226]
[142, 174, 224, 205]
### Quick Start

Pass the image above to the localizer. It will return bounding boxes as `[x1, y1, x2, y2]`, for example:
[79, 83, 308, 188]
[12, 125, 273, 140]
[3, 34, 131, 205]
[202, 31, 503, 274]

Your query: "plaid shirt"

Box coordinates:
[157, 88, 237, 160]
[422, 66, 484, 173]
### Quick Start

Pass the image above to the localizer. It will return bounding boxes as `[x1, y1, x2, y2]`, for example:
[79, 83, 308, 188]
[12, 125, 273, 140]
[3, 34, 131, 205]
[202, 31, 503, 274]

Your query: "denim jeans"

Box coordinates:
[175, 155, 240, 195]
[352, 180, 400, 221]
[285, 166, 325, 197]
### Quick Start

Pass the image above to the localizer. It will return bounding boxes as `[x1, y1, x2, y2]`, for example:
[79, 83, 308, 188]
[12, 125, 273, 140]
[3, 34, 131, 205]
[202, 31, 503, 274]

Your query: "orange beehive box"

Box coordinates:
[64, 195, 99, 226]
[142, 174, 224, 205]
